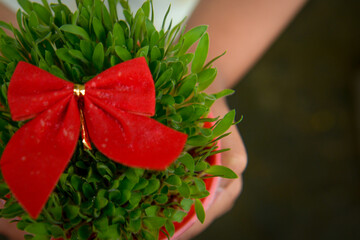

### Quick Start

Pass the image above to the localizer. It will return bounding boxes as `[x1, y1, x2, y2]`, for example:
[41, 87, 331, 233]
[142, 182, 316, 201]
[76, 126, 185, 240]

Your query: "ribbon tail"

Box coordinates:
[83, 96, 187, 170]
[0, 96, 80, 218]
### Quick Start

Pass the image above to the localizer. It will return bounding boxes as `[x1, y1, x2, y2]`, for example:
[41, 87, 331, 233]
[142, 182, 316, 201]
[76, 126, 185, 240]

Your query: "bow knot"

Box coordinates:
[0, 57, 187, 218]
[73, 84, 85, 96]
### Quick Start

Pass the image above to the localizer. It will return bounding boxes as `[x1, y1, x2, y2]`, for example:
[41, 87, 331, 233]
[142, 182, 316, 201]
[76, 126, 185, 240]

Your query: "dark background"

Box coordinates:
[198, 0, 360, 239]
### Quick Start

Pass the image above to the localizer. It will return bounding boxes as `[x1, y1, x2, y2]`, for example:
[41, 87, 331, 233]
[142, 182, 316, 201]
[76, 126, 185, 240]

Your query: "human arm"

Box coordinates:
[179, 0, 307, 239]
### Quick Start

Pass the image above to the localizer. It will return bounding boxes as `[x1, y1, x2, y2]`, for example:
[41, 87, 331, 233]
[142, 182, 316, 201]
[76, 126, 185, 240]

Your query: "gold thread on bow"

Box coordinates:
[73, 84, 92, 150]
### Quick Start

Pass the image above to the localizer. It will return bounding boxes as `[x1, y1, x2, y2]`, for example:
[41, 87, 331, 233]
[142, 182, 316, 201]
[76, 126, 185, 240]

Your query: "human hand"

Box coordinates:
[178, 98, 248, 240]
[0, 200, 26, 240]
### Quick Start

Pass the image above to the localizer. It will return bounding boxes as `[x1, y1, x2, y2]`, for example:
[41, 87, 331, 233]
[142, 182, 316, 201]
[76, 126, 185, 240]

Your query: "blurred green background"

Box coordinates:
[198, 0, 360, 239]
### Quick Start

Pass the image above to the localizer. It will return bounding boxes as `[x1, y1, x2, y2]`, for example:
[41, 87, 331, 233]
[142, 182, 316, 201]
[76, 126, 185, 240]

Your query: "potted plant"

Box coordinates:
[0, 0, 238, 239]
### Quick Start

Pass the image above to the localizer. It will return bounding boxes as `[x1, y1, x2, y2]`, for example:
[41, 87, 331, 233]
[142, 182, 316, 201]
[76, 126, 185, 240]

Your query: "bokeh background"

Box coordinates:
[198, 0, 360, 239]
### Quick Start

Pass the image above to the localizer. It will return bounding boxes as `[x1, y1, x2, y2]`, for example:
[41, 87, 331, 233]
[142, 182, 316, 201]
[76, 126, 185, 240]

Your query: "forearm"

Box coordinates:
[0, 3, 17, 27]
[187, 0, 307, 89]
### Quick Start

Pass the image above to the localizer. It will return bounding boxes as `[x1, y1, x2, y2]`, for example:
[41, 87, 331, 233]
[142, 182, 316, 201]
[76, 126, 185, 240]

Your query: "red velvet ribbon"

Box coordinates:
[0, 57, 187, 218]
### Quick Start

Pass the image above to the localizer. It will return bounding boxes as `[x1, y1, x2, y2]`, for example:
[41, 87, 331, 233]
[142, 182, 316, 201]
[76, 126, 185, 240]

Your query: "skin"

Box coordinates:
[179, 0, 307, 239]
[0, 0, 307, 239]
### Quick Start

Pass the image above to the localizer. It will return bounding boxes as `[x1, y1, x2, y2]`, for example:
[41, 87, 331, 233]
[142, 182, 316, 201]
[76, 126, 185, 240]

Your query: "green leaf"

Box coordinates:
[146, 19, 157, 39]
[136, 46, 149, 58]
[18, 0, 33, 14]
[187, 135, 209, 146]
[198, 68, 217, 91]
[112, 207, 126, 224]
[60, 24, 90, 40]
[115, 46, 132, 61]
[192, 33, 209, 73]
[101, 3, 113, 31]
[205, 165, 238, 179]
[171, 210, 187, 223]
[150, 46, 162, 62]
[118, 189, 131, 205]
[133, 8, 145, 42]
[178, 153, 195, 172]
[141, 1, 151, 18]
[165, 220, 175, 237]
[129, 192, 142, 207]
[69, 49, 89, 64]
[194, 178, 206, 192]
[160, 95, 175, 105]
[143, 217, 166, 230]
[133, 178, 149, 190]
[212, 109, 235, 138]
[127, 218, 141, 232]
[49, 65, 66, 79]
[29, 11, 40, 30]
[178, 25, 207, 56]
[49, 205, 62, 221]
[204, 51, 226, 69]
[56, 48, 79, 65]
[93, 17, 106, 42]
[194, 199, 205, 223]
[92, 42, 104, 72]
[33, 3, 51, 24]
[0, 44, 24, 61]
[145, 206, 159, 217]
[102, 202, 115, 217]
[95, 194, 108, 210]
[16, 221, 28, 231]
[49, 225, 65, 238]
[108, 0, 118, 22]
[200, 127, 213, 137]
[165, 175, 182, 186]
[155, 68, 173, 88]
[0, 183, 9, 197]
[1, 203, 24, 218]
[125, 169, 137, 183]
[113, 23, 125, 46]
[97, 224, 121, 239]
[154, 194, 168, 204]
[94, 216, 109, 232]
[130, 208, 142, 220]
[177, 74, 197, 99]
[32, 235, 49, 240]
[178, 181, 190, 198]
[195, 161, 209, 172]
[82, 182, 95, 198]
[78, 225, 92, 240]
[212, 89, 235, 99]
[64, 205, 80, 220]
[181, 199, 194, 212]
[80, 40, 93, 60]
[24, 223, 50, 235]
[142, 179, 160, 195]
[109, 190, 121, 202]
[96, 162, 113, 177]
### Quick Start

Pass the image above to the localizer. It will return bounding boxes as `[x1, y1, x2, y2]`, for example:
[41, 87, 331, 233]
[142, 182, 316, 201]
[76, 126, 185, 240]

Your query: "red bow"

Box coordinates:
[0, 57, 187, 218]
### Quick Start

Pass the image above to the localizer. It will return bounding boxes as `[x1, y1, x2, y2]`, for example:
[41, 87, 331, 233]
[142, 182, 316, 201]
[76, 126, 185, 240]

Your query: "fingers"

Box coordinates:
[178, 177, 243, 240]
[0, 219, 25, 240]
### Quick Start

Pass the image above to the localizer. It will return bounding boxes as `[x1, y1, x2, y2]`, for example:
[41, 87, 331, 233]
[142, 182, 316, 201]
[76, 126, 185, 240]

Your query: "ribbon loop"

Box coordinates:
[8, 61, 74, 121]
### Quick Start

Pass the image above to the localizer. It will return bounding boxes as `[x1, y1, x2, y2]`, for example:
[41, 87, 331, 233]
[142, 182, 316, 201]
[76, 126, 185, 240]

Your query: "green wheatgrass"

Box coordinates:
[0, 0, 237, 239]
